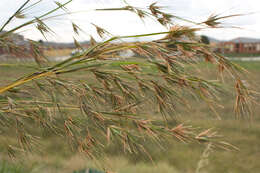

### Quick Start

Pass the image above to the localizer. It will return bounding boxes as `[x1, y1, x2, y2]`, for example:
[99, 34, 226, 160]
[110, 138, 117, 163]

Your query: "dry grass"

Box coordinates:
[43, 49, 73, 58]
[0, 61, 259, 173]
[0, 1, 259, 173]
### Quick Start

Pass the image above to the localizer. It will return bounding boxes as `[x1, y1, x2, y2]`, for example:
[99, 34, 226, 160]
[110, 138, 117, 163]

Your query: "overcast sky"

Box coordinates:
[1, 0, 259, 42]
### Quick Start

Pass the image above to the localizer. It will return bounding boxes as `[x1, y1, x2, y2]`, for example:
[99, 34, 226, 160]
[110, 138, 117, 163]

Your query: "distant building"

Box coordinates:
[217, 37, 260, 54]
[0, 31, 32, 58]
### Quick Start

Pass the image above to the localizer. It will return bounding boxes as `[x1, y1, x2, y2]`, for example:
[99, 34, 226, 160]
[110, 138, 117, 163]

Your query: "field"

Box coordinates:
[43, 48, 73, 58]
[0, 60, 260, 173]
[224, 53, 260, 58]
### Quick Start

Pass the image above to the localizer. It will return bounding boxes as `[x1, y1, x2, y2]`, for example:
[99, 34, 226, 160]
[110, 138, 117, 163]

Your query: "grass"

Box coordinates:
[44, 48, 73, 58]
[0, 161, 28, 173]
[224, 53, 260, 58]
[0, 1, 258, 172]
[0, 60, 259, 173]
[232, 61, 260, 71]
[0, 63, 36, 86]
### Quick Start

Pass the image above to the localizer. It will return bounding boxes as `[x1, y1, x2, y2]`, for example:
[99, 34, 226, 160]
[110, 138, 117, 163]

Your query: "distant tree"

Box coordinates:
[201, 35, 210, 44]
[38, 39, 44, 44]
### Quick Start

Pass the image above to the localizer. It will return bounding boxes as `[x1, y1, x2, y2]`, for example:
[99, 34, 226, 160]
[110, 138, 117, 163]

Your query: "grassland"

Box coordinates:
[224, 53, 260, 58]
[43, 48, 73, 58]
[0, 60, 260, 173]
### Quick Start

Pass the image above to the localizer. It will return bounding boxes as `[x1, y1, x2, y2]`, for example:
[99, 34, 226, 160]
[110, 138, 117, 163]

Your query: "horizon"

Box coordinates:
[23, 35, 260, 44]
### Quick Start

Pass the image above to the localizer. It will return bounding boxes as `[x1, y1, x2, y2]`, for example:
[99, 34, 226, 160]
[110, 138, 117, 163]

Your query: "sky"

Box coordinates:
[0, 0, 259, 42]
